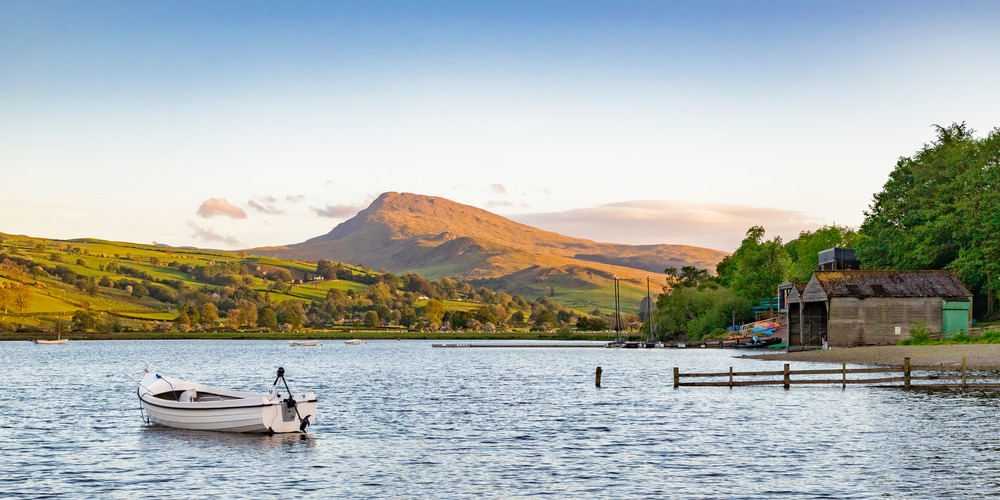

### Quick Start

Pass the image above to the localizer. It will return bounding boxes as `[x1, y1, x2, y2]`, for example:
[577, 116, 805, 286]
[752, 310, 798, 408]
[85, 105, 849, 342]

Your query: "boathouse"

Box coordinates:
[786, 270, 972, 348]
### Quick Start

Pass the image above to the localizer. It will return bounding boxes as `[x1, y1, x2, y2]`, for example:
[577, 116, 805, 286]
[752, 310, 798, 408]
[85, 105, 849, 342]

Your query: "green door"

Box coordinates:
[942, 301, 971, 337]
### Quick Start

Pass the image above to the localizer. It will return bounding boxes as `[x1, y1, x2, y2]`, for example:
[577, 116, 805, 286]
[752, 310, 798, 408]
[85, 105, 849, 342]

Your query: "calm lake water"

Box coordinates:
[3, 339, 1000, 498]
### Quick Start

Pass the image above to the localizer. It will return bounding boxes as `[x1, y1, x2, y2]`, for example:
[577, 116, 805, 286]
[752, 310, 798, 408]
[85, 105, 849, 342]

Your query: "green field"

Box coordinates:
[1, 232, 617, 334]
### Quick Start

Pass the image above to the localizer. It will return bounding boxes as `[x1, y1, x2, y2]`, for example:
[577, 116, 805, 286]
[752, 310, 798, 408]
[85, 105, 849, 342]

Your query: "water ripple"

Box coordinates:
[4, 340, 1000, 497]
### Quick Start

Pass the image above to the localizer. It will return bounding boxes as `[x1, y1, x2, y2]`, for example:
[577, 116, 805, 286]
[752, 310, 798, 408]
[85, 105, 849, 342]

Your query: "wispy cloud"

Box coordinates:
[510, 200, 830, 251]
[197, 198, 247, 219]
[247, 200, 282, 215]
[286, 194, 306, 203]
[313, 203, 361, 218]
[186, 220, 244, 247]
[490, 183, 507, 194]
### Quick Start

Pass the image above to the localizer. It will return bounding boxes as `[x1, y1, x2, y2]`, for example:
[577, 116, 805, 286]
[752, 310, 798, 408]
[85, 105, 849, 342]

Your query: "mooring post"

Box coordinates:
[783, 363, 790, 390]
[673, 367, 680, 389]
[904, 357, 911, 390]
[962, 357, 967, 389]
[729, 366, 733, 388]
[595, 366, 602, 388]
[842, 362, 847, 390]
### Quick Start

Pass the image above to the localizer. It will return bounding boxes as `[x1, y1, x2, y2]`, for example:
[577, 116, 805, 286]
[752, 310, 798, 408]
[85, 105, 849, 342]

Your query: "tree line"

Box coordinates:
[0, 243, 621, 333]
[650, 122, 999, 341]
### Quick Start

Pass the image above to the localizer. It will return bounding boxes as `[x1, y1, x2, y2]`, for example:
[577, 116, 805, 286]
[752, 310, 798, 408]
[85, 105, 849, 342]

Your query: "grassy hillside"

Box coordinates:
[254, 192, 725, 312]
[0, 232, 641, 335]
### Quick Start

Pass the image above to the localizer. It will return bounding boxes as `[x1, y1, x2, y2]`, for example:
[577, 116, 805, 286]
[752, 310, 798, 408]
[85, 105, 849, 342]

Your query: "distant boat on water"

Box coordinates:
[34, 332, 67, 344]
[344, 339, 361, 345]
[288, 340, 318, 347]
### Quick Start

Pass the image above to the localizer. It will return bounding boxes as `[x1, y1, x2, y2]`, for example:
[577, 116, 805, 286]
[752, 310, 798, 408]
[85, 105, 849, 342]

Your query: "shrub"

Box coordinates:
[950, 332, 972, 343]
[979, 330, 1000, 344]
[900, 322, 933, 345]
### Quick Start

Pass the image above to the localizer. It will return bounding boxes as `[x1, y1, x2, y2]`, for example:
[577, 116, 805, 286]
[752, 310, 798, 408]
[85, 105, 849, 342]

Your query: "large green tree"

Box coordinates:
[783, 225, 861, 282]
[718, 226, 790, 303]
[859, 123, 1000, 318]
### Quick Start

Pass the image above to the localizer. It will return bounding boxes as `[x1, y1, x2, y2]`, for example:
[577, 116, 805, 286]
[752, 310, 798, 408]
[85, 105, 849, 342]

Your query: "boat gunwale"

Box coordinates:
[139, 391, 317, 411]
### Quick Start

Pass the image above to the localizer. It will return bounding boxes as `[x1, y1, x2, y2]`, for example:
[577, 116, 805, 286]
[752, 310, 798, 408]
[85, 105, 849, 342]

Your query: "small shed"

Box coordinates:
[786, 270, 972, 348]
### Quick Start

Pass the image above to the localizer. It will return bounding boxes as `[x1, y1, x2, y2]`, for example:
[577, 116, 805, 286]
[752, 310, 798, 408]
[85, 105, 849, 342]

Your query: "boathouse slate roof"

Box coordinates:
[812, 270, 971, 299]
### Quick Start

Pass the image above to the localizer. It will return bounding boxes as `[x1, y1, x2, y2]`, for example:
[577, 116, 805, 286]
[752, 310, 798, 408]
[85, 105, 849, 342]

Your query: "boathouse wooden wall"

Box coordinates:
[827, 297, 944, 346]
[784, 271, 972, 348]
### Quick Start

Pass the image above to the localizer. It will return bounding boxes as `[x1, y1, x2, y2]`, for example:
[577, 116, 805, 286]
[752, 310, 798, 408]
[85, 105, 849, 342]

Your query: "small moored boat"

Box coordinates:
[34, 332, 67, 344]
[731, 336, 783, 349]
[288, 340, 318, 347]
[344, 339, 361, 345]
[138, 367, 317, 434]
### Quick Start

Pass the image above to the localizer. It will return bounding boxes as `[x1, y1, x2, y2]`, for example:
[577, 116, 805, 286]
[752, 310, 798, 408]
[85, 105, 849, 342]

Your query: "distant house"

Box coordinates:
[786, 270, 973, 348]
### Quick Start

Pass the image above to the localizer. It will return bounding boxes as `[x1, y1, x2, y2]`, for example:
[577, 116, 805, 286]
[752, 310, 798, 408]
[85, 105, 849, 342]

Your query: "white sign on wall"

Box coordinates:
[895, 326, 901, 335]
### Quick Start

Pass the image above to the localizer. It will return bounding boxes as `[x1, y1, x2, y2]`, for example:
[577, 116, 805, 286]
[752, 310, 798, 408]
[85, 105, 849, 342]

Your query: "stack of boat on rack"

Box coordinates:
[728, 318, 785, 349]
[137, 367, 317, 434]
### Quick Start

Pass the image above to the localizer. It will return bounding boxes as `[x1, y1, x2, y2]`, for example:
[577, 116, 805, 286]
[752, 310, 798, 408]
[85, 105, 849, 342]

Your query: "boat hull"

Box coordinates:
[732, 337, 783, 349]
[138, 373, 317, 434]
[289, 340, 318, 347]
[34, 339, 68, 344]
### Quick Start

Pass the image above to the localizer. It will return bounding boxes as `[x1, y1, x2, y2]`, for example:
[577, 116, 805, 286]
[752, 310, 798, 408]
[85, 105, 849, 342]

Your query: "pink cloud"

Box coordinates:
[247, 200, 282, 215]
[197, 198, 247, 219]
[186, 220, 244, 247]
[313, 203, 361, 218]
[510, 201, 833, 252]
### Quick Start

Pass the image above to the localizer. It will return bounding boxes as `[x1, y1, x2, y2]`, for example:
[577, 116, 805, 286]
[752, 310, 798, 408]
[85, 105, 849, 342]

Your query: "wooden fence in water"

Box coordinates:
[673, 357, 1000, 389]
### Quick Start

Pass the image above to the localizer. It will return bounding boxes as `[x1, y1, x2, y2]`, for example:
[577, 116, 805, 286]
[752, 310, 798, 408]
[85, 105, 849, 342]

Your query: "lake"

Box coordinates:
[2, 339, 999, 498]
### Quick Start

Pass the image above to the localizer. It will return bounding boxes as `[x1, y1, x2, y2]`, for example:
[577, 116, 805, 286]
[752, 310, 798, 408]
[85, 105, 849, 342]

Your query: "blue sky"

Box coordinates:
[2, 1, 999, 252]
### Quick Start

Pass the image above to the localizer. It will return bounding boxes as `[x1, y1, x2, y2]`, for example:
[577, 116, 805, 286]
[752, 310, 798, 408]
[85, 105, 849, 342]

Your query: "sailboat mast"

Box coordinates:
[646, 275, 652, 342]
[613, 275, 620, 342]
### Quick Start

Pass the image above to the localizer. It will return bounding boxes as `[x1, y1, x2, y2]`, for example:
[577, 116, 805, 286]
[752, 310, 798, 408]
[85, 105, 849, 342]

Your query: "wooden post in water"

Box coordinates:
[595, 366, 602, 388]
[729, 366, 733, 388]
[673, 367, 680, 389]
[962, 357, 967, 389]
[842, 362, 847, 390]
[783, 364, 790, 390]
[904, 357, 911, 389]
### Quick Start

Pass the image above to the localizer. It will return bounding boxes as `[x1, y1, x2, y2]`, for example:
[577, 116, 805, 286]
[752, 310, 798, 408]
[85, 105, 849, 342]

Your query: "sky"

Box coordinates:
[3, 1, 1000, 253]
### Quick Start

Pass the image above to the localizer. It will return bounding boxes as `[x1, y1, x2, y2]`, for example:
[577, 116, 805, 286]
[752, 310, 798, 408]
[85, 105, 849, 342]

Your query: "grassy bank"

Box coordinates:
[1, 330, 612, 342]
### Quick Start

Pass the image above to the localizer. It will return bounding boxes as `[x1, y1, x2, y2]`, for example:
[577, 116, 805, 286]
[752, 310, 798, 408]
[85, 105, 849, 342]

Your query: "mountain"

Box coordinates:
[252, 192, 729, 308]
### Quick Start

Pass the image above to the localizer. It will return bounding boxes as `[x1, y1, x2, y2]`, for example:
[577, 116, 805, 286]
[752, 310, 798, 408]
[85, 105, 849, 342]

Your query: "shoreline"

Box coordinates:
[0, 331, 610, 342]
[756, 344, 1000, 369]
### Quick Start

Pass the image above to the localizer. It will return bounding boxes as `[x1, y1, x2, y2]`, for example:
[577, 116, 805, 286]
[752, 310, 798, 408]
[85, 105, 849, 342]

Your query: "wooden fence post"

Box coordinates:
[595, 366, 602, 388]
[783, 363, 790, 389]
[904, 357, 911, 389]
[673, 367, 680, 389]
[842, 362, 847, 390]
[962, 357, 967, 389]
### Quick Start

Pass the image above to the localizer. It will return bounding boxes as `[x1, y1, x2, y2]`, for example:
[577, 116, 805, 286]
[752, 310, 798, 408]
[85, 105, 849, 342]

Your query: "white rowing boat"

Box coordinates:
[288, 340, 318, 347]
[344, 339, 361, 345]
[138, 367, 317, 434]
